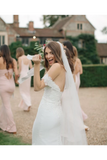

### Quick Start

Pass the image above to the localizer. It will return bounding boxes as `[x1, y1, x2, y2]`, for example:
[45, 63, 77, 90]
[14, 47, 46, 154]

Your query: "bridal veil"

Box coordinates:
[57, 42, 87, 145]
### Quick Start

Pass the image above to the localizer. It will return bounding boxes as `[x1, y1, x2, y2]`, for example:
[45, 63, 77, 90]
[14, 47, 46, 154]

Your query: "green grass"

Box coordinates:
[0, 131, 30, 145]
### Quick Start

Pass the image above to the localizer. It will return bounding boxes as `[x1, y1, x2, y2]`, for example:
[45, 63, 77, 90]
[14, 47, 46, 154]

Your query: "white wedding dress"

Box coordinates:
[32, 73, 63, 145]
[32, 42, 87, 145]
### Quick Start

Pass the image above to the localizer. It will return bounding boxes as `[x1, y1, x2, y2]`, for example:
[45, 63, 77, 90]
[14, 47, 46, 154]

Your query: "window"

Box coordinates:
[101, 58, 103, 64]
[0, 36, 1, 46]
[77, 23, 83, 30]
[0, 35, 5, 47]
[22, 38, 29, 46]
[2, 36, 5, 45]
[78, 39, 85, 48]
[80, 24, 82, 30]
[77, 24, 79, 30]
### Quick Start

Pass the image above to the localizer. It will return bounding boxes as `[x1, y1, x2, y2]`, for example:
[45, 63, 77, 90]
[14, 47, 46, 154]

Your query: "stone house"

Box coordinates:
[0, 15, 107, 64]
[0, 15, 95, 46]
[51, 15, 95, 37]
[0, 16, 16, 46]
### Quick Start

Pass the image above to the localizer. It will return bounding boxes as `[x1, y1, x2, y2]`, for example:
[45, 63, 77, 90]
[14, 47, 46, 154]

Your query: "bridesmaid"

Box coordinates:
[63, 41, 89, 131]
[16, 47, 32, 112]
[0, 44, 18, 134]
[73, 46, 83, 91]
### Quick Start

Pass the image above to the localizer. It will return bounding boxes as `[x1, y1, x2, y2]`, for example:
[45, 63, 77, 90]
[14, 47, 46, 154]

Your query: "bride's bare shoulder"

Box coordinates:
[51, 63, 64, 70]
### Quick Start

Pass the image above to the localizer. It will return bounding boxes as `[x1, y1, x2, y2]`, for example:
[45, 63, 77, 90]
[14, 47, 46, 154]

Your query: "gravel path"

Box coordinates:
[0, 87, 107, 145]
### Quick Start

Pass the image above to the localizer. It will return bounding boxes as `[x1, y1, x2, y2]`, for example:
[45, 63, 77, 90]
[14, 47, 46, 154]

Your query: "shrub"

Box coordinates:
[80, 64, 107, 87]
[31, 69, 45, 87]
[9, 41, 36, 60]
[67, 34, 100, 64]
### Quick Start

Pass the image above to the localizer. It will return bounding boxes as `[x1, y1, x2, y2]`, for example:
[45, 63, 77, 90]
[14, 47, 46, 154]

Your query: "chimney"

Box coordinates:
[28, 21, 34, 31]
[13, 15, 19, 27]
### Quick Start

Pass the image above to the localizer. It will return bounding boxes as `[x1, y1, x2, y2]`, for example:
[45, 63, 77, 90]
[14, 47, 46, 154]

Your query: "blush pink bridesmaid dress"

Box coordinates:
[18, 60, 31, 111]
[0, 69, 16, 133]
[75, 72, 88, 121]
[74, 61, 89, 131]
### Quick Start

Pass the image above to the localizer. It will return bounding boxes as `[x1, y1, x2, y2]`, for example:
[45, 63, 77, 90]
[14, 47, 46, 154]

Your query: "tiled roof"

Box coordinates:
[12, 27, 63, 38]
[35, 28, 63, 37]
[52, 16, 72, 30]
[0, 17, 7, 25]
[96, 43, 107, 56]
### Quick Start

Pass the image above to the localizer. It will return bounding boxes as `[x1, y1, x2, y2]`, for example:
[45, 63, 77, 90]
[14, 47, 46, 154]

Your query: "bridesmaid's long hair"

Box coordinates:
[0, 44, 14, 70]
[16, 47, 25, 59]
[44, 41, 64, 70]
[73, 46, 78, 57]
[64, 48, 74, 73]
[63, 41, 76, 62]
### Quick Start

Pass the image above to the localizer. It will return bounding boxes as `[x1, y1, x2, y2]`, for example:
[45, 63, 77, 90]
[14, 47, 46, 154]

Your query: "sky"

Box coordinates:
[0, 15, 107, 43]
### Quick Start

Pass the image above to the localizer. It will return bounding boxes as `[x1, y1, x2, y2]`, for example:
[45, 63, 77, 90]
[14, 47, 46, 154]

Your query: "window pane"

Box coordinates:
[77, 24, 79, 29]
[26, 38, 28, 44]
[2, 36, 5, 44]
[0, 36, 1, 46]
[22, 38, 24, 44]
[80, 24, 82, 30]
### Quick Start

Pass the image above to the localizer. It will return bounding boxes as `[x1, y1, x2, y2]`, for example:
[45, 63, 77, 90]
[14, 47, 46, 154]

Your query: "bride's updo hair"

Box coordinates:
[44, 41, 63, 70]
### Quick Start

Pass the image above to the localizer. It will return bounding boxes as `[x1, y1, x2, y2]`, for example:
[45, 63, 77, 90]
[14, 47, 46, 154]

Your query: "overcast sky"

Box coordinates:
[0, 12, 107, 43]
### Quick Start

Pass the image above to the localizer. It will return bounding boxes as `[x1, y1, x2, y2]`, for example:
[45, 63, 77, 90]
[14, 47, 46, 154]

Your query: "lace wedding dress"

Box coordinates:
[32, 42, 87, 145]
[32, 73, 63, 145]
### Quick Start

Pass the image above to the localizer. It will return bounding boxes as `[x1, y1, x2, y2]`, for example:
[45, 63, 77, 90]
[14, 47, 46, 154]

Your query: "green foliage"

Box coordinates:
[31, 69, 45, 87]
[67, 34, 100, 64]
[10, 41, 45, 87]
[42, 15, 69, 27]
[9, 41, 37, 60]
[34, 42, 43, 55]
[0, 131, 29, 145]
[101, 27, 107, 34]
[9, 41, 22, 60]
[80, 64, 107, 87]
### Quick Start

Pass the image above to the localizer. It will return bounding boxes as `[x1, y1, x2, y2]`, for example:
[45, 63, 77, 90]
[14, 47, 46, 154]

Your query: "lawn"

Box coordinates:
[0, 131, 30, 145]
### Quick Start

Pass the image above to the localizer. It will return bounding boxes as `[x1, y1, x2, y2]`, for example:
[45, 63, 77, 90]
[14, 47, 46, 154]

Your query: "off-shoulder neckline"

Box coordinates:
[43, 73, 63, 93]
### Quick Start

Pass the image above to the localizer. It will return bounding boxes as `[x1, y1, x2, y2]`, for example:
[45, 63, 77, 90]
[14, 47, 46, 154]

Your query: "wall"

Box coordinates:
[64, 15, 95, 37]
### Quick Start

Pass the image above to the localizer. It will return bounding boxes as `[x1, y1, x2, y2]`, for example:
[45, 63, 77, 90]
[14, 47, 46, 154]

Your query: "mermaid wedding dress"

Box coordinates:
[32, 42, 87, 145]
[32, 73, 62, 145]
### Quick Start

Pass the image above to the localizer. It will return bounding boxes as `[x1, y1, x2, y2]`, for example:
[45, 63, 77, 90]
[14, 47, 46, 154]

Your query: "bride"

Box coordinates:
[32, 41, 87, 145]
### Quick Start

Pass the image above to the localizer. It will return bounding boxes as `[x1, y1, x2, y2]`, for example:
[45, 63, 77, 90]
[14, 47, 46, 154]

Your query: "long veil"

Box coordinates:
[57, 42, 87, 145]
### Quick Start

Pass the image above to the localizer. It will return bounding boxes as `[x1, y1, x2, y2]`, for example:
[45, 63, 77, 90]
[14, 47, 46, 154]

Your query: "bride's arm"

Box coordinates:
[32, 55, 61, 91]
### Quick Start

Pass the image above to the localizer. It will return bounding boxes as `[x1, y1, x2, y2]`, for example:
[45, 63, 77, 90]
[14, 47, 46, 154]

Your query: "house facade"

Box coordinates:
[0, 17, 16, 46]
[51, 15, 95, 38]
[0, 15, 107, 64]
[0, 15, 96, 46]
[96, 43, 107, 64]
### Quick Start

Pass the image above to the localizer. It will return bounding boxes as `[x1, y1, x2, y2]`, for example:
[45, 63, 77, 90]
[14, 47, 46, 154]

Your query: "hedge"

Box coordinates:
[30, 69, 45, 87]
[80, 64, 107, 87]
[31, 64, 107, 88]
[16, 65, 107, 88]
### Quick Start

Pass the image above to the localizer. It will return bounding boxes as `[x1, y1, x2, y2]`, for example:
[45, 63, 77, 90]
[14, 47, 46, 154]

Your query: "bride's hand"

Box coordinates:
[32, 54, 42, 64]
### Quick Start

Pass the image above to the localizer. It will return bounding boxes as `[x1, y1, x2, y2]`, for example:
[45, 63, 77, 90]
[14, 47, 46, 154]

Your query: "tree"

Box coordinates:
[41, 15, 69, 27]
[101, 27, 107, 34]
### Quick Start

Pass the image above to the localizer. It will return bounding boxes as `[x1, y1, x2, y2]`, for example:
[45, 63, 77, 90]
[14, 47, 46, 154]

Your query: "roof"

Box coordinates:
[0, 17, 7, 25]
[35, 28, 63, 37]
[12, 27, 63, 38]
[52, 15, 95, 30]
[51, 16, 72, 30]
[96, 43, 107, 56]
